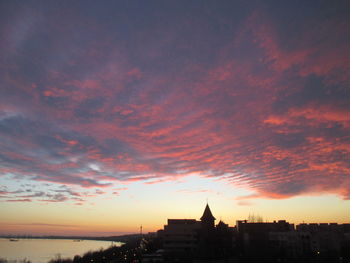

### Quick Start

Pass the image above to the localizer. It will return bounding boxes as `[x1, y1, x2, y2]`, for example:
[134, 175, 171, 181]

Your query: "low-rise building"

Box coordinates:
[163, 219, 201, 252]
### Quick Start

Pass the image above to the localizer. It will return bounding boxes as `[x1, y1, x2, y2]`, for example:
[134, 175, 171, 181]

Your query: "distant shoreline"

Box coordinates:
[0, 233, 140, 243]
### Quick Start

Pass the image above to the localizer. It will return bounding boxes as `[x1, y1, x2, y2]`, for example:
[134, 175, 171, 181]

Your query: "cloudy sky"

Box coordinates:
[1, 0, 350, 235]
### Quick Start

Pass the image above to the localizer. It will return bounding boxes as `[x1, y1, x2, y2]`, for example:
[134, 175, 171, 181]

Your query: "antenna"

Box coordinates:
[140, 225, 143, 236]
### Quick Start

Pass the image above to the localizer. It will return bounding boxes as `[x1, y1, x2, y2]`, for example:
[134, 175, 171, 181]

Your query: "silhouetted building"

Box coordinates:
[162, 204, 219, 254]
[156, 205, 350, 262]
[161, 204, 234, 262]
[268, 231, 312, 258]
[296, 223, 350, 256]
[197, 204, 217, 261]
[200, 203, 216, 229]
[163, 219, 201, 252]
[236, 219, 295, 261]
[235, 221, 350, 262]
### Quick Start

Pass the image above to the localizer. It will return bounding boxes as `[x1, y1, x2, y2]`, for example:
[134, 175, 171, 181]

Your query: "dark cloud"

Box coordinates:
[42, 193, 68, 202]
[273, 75, 350, 113]
[0, 114, 35, 136]
[0, 186, 89, 203]
[20, 191, 46, 198]
[274, 133, 306, 149]
[53, 188, 81, 197]
[74, 97, 105, 120]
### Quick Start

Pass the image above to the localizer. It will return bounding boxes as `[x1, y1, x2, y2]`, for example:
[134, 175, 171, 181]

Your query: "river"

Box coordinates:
[0, 238, 122, 263]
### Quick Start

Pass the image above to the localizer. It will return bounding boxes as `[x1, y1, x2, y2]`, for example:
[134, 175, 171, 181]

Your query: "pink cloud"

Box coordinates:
[6, 199, 32, 202]
[1, 1, 350, 202]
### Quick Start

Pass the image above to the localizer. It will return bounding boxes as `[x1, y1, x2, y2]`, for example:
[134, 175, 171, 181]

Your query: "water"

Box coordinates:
[0, 238, 122, 263]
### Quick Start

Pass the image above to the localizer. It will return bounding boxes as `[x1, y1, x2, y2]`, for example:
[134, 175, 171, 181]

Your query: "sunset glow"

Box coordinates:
[1, 1, 350, 236]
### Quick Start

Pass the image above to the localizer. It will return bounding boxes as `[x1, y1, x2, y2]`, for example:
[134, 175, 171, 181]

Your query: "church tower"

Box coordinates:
[200, 203, 216, 229]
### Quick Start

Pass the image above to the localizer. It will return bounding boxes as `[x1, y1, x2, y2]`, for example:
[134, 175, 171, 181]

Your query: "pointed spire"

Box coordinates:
[200, 203, 216, 221]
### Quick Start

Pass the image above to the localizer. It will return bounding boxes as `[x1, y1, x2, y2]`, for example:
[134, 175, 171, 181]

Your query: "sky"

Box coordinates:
[0, 0, 350, 236]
